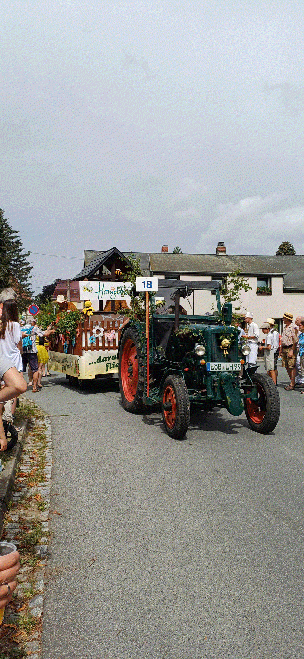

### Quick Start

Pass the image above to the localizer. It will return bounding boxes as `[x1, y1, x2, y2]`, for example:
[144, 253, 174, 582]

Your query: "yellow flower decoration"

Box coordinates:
[82, 300, 94, 316]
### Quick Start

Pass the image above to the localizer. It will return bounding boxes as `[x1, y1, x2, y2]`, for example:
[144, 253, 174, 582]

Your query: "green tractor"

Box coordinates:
[118, 280, 280, 439]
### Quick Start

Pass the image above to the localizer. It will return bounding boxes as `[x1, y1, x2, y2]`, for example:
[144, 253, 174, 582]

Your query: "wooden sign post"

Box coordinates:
[136, 277, 159, 397]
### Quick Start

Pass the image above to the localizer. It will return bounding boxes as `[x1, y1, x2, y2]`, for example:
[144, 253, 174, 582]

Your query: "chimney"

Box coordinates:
[161, 245, 168, 253]
[216, 241, 226, 255]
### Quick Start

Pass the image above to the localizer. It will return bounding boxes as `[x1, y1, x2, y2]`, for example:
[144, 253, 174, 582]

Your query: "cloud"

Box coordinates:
[264, 82, 304, 114]
[197, 195, 304, 255]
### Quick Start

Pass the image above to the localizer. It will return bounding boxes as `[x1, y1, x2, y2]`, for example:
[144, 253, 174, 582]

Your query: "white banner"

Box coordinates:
[79, 281, 132, 301]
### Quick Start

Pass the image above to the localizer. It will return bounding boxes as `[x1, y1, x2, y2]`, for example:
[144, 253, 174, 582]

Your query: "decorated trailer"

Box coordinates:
[48, 278, 132, 384]
[48, 313, 128, 383]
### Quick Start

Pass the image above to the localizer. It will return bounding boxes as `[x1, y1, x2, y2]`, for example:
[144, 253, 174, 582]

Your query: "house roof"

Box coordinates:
[150, 253, 304, 291]
[73, 248, 304, 292]
[75, 249, 150, 279]
[73, 247, 132, 280]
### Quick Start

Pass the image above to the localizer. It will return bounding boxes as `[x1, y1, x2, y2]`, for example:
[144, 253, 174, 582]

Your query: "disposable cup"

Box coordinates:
[0, 541, 17, 624]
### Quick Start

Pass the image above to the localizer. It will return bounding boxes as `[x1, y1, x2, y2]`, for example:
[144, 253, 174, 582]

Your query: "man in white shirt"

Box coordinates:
[244, 311, 259, 367]
[267, 318, 280, 383]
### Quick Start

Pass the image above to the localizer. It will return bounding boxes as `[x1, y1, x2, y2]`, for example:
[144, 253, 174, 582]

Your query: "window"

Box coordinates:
[257, 277, 268, 288]
[211, 275, 224, 294]
[256, 276, 272, 295]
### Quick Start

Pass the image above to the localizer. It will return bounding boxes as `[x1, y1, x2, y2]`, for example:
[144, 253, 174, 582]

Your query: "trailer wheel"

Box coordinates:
[244, 372, 280, 434]
[119, 327, 145, 411]
[161, 375, 190, 440]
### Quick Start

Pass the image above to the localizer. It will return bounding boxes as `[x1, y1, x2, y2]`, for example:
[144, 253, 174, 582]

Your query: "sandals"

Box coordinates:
[284, 384, 295, 390]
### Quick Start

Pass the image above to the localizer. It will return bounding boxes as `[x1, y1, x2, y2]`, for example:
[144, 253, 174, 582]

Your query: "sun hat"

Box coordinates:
[56, 295, 65, 304]
[266, 317, 275, 325]
[244, 311, 253, 318]
[283, 312, 293, 321]
[260, 322, 270, 329]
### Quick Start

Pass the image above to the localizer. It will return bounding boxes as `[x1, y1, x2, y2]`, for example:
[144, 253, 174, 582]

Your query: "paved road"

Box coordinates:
[25, 369, 304, 659]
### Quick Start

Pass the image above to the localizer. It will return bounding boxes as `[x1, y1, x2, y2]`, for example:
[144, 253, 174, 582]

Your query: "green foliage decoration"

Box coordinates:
[118, 254, 146, 321]
[36, 300, 57, 330]
[55, 309, 82, 341]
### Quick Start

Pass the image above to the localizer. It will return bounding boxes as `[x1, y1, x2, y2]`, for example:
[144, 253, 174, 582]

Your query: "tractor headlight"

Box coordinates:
[194, 343, 206, 357]
[242, 343, 251, 356]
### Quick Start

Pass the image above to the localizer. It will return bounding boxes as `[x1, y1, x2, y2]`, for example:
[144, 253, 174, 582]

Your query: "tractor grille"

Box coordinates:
[209, 331, 238, 362]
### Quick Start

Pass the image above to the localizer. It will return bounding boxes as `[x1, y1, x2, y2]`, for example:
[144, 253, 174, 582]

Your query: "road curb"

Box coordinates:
[0, 419, 29, 537]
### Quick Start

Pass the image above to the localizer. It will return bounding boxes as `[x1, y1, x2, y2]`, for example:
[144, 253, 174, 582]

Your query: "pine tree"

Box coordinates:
[0, 208, 32, 304]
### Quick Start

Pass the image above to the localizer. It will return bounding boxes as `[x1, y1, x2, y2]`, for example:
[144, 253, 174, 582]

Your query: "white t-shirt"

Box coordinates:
[264, 331, 274, 350]
[247, 321, 259, 343]
[270, 328, 280, 351]
[0, 321, 22, 371]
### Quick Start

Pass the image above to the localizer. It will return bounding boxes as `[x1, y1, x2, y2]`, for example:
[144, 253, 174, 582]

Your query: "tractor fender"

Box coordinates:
[118, 319, 130, 354]
[219, 372, 244, 416]
[158, 368, 185, 394]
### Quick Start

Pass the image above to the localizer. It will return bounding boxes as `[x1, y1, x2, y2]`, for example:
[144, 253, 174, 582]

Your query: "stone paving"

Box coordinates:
[0, 400, 52, 658]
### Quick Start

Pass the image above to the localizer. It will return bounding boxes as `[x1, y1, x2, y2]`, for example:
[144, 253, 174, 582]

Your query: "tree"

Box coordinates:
[35, 280, 60, 306]
[172, 246, 183, 254]
[220, 270, 252, 306]
[276, 241, 296, 255]
[0, 208, 32, 306]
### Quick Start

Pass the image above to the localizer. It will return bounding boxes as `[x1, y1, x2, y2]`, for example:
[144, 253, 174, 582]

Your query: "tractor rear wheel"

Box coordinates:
[161, 375, 190, 440]
[244, 372, 280, 434]
[119, 327, 145, 412]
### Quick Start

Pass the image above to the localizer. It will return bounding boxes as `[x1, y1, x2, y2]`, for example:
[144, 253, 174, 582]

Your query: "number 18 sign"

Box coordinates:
[136, 277, 158, 292]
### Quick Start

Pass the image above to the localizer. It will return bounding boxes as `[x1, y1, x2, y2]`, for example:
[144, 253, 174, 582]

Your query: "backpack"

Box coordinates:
[22, 328, 33, 352]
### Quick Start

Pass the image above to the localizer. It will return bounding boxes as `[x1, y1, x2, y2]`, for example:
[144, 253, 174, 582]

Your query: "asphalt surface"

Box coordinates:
[25, 368, 304, 659]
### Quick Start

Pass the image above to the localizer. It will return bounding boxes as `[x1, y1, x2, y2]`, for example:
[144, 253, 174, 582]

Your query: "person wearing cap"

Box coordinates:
[280, 312, 297, 390]
[266, 318, 280, 383]
[260, 322, 276, 384]
[243, 312, 259, 367]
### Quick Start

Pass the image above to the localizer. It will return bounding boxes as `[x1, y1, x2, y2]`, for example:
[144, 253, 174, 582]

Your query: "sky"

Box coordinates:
[1, 0, 304, 293]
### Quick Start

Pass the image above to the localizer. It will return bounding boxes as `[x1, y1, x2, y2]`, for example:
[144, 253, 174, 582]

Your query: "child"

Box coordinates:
[260, 322, 276, 384]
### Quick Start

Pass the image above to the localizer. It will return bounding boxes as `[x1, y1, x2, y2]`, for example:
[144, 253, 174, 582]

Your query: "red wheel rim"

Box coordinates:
[163, 385, 177, 429]
[121, 339, 138, 402]
[245, 384, 266, 424]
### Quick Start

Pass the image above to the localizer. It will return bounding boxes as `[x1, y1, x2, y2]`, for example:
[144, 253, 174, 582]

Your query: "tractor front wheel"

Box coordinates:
[119, 327, 145, 412]
[244, 372, 280, 434]
[161, 375, 190, 440]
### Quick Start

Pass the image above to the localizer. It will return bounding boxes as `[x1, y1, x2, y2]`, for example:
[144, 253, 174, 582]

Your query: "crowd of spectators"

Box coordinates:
[238, 310, 304, 390]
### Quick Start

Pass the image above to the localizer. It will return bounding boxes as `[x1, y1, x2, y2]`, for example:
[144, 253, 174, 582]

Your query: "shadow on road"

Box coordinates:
[39, 375, 120, 395]
[141, 406, 251, 438]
